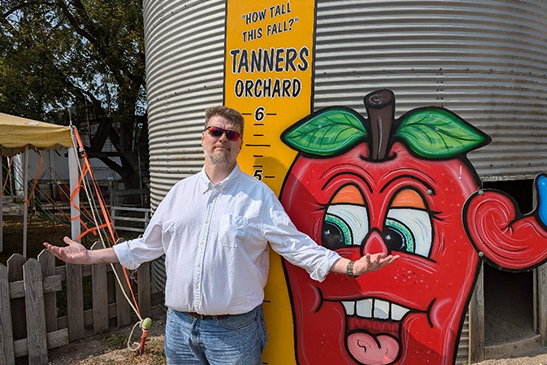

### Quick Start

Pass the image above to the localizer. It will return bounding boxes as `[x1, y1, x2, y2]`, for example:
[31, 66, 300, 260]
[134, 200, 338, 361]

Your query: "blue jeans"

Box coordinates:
[164, 305, 267, 365]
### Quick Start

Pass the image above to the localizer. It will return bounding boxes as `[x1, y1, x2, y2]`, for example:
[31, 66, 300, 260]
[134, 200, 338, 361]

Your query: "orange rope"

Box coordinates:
[122, 264, 141, 315]
[35, 181, 73, 223]
[2, 157, 13, 194]
[71, 128, 140, 316]
[73, 222, 112, 242]
[26, 151, 43, 205]
[77, 146, 118, 244]
[70, 175, 99, 226]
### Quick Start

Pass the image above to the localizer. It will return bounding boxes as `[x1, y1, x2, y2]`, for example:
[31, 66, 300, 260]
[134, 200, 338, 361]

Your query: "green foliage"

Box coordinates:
[0, 0, 148, 189]
[281, 108, 368, 156]
[105, 332, 127, 349]
[281, 104, 489, 160]
[395, 108, 489, 159]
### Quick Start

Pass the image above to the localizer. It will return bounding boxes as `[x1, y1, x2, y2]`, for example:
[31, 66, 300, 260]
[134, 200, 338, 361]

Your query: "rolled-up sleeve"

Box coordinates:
[262, 194, 340, 282]
[113, 222, 165, 269]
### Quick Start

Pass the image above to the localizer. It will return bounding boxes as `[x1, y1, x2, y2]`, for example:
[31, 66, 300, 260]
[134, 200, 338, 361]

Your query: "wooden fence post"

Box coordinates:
[0, 250, 155, 362]
[91, 242, 109, 334]
[38, 250, 57, 333]
[469, 261, 485, 363]
[7, 254, 26, 341]
[0, 263, 15, 365]
[138, 262, 151, 319]
[114, 264, 131, 327]
[23, 259, 47, 365]
[66, 263, 84, 341]
[538, 264, 547, 346]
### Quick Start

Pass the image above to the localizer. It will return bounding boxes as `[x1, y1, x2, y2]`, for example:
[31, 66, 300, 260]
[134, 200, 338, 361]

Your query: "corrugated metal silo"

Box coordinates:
[142, 0, 547, 363]
[312, 0, 547, 181]
[144, 0, 226, 207]
[143, 0, 227, 296]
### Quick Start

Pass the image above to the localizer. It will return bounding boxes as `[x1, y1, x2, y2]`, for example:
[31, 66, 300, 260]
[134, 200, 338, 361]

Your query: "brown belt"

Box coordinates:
[187, 312, 229, 320]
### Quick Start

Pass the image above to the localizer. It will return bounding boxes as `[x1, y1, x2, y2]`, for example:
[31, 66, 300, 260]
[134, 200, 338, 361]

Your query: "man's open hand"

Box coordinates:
[353, 252, 399, 275]
[43, 237, 90, 264]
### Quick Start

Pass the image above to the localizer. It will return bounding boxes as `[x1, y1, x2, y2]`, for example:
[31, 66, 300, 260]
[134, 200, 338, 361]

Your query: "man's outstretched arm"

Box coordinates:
[330, 253, 399, 277]
[43, 236, 119, 265]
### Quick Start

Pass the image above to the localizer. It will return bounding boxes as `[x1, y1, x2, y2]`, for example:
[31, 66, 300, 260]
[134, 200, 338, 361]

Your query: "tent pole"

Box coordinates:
[23, 146, 28, 259]
[68, 147, 81, 241]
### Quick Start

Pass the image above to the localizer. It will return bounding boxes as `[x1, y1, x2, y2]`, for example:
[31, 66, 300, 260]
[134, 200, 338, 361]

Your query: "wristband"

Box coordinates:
[346, 260, 358, 278]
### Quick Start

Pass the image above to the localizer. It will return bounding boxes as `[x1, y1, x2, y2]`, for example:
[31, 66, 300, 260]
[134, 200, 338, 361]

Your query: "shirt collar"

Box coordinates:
[200, 163, 241, 193]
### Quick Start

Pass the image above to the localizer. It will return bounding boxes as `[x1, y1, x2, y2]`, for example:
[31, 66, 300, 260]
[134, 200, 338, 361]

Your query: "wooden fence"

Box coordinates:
[0, 243, 152, 365]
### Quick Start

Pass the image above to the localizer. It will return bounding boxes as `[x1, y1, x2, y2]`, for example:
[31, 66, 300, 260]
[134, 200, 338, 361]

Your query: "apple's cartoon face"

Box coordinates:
[279, 90, 547, 365]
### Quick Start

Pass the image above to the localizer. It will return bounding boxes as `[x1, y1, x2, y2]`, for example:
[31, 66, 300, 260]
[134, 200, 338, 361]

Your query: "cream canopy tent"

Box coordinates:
[0, 112, 73, 155]
[0, 112, 81, 257]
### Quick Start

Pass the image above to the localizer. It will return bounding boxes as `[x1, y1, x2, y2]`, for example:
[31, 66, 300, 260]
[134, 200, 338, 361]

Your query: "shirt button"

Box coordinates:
[195, 285, 199, 289]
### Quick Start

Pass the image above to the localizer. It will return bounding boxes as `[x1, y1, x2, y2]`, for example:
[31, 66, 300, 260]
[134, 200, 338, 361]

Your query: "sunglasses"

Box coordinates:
[204, 126, 241, 141]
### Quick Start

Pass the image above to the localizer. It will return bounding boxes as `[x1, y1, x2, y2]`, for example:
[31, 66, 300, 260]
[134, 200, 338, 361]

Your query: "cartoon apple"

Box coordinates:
[279, 89, 547, 365]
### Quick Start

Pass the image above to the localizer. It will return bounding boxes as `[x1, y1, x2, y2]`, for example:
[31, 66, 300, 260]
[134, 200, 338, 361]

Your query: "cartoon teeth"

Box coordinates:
[341, 299, 410, 321]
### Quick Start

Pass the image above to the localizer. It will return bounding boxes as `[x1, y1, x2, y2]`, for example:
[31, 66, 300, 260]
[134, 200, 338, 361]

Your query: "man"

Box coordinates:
[44, 106, 398, 365]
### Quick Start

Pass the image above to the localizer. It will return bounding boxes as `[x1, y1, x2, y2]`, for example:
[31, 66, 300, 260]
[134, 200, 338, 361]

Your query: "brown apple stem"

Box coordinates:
[364, 90, 395, 161]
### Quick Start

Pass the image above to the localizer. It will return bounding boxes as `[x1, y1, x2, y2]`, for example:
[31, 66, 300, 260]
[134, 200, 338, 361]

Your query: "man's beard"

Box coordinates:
[205, 148, 234, 165]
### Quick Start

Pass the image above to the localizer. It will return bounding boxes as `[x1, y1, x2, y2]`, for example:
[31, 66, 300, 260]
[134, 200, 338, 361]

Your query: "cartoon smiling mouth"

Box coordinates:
[339, 298, 414, 365]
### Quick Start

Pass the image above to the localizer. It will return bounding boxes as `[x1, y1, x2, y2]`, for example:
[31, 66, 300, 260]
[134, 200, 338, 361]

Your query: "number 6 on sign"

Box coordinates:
[254, 106, 265, 122]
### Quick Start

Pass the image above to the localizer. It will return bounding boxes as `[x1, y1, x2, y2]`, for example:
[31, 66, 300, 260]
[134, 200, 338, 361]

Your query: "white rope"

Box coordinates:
[70, 132, 108, 248]
[68, 124, 147, 351]
[127, 320, 143, 352]
[109, 260, 143, 322]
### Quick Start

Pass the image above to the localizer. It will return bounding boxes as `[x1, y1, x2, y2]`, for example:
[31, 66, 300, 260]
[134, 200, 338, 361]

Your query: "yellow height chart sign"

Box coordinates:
[225, 0, 315, 363]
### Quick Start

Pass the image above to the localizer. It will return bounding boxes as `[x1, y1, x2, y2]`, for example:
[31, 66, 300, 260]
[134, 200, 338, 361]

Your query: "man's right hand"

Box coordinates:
[43, 237, 119, 265]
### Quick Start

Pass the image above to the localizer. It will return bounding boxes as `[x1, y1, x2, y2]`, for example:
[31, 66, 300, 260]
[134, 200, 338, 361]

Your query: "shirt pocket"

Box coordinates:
[219, 214, 248, 248]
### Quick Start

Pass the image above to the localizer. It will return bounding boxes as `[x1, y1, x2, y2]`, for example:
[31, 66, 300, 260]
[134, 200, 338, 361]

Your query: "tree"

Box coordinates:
[0, 0, 148, 193]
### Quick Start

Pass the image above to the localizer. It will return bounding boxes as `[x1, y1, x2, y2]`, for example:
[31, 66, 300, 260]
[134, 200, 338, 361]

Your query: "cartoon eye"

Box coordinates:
[383, 208, 432, 257]
[321, 204, 369, 250]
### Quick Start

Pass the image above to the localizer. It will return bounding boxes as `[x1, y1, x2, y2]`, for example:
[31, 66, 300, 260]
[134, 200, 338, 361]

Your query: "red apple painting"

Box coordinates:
[279, 89, 547, 365]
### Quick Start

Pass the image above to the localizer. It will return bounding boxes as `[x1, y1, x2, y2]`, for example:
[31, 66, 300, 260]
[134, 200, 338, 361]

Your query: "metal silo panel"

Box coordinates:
[144, 0, 226, 208]
[314, 0, 547, 181]
[143, 0, 547, 357]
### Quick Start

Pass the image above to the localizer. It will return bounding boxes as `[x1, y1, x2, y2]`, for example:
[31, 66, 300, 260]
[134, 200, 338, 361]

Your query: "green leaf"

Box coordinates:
[395, 108, 488, 159]
[282, 108, 367, 156]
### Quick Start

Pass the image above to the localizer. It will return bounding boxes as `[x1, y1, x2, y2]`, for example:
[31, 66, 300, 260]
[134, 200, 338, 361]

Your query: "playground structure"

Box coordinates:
[0, 113, 78, 257]
[0, 112, 156, 363]
[0, 113, 146, 255]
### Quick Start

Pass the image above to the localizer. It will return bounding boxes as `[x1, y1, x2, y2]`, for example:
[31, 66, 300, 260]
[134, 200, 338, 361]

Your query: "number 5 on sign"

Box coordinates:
[254, 169, 263, 180]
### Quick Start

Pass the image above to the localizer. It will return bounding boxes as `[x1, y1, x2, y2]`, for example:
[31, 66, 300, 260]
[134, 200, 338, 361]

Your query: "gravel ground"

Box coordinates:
[473, 349, 547, 365]
[45, 317, 547, 365]
[44, 300, 547, 365]
[47, 306, 167, 365]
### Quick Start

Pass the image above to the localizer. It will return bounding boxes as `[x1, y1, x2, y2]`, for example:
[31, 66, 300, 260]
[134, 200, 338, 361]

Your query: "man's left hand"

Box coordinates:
[353, 253, 399, 276]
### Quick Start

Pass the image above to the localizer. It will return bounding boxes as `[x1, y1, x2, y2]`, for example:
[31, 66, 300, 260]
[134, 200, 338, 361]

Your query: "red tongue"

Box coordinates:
[347, 332, 399, 365]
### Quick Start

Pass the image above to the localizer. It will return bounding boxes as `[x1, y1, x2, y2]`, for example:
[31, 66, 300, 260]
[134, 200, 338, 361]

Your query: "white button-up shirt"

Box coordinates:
[114, 164, 341, 315]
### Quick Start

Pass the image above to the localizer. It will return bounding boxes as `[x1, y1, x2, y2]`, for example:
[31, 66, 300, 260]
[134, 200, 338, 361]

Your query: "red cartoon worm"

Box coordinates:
[464, 174, 547, 271]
